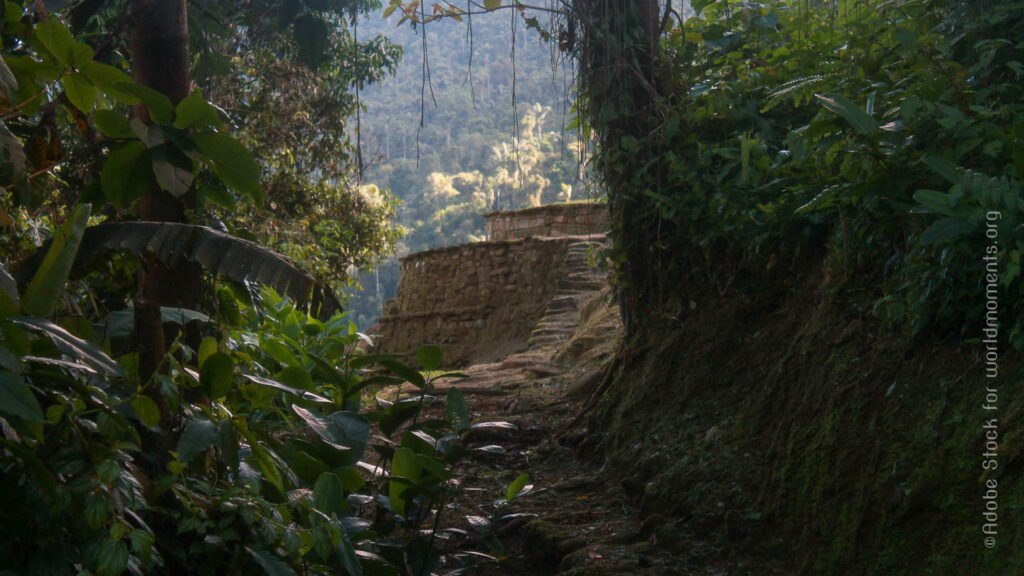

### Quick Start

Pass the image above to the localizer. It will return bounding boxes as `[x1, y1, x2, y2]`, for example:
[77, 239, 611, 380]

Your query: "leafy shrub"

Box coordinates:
[618, 0, 1023, 341]
[1, 216, 521, 575]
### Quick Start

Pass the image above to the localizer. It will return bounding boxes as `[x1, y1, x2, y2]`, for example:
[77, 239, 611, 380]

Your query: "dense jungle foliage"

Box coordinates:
[591, 0, 1023, 342]
[0, 2, 529, 575]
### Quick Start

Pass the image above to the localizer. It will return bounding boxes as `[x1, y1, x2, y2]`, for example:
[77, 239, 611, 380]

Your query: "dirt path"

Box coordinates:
[408, 292, 793, 576]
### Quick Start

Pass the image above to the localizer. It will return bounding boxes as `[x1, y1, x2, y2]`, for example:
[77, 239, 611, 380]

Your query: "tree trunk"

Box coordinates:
[129, 0, 200, 383]
[573, 0, 663, 339]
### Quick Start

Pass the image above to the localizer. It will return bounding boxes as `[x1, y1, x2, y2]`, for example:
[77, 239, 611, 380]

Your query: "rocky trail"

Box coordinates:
[389, 284, 792, 575]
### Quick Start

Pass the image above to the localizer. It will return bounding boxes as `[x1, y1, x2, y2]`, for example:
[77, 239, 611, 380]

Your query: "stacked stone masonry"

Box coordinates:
[484, 202, 609, 241]
[374, 203, 610, 367]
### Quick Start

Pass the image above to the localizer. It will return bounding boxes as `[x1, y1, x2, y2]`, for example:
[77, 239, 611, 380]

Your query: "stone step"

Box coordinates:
[559, 280, 605, 291]
[545, 297, 579, 312]
[527, 336, 565, 348]
[563, 271, 603, 283]
[528, 322, 576, 336]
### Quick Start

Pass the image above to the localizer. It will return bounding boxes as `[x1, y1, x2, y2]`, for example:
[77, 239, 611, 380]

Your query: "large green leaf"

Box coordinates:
[95, 306, 211, 349]
[100, 141, 151, 208]
[242, 374, 331, 404]
[62, 72, 95, 112]
[389, 447, 420, 518]
[81, 62, 140, 105]
[21, 222, 342, 320]
[200, 352, 234, 400]
[325, 410, 371, 462]
[815, 93, 879, 135]
[35, 18, 76, 66]
[173, 90, 220, 129]
[247, 547, 296, 576]
[150, 143, 194, 198]
[192, 131, 263, 205]
[313, 472, 346, 515]
[337, 529, 364, 576]
[113, 82, 173, 124]
[0, 369, 44, 422]
[0, 262, 18, 308]
[21, 203, 90, 318]
[913, 189, 955, 216]
[6, 316, 125, 377]
[177, 418, 219, 462]
[920, 217, 976, 245]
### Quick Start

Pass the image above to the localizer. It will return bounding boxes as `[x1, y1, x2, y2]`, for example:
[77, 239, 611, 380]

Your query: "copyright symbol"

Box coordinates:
[985, 536, 995, 548]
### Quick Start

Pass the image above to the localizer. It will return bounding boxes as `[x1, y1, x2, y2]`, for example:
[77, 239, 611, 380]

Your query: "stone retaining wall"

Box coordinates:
[373, 236, 581, 366]
[484, 202, 609, 241]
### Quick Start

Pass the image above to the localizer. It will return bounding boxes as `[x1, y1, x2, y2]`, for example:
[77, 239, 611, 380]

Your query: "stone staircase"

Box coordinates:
[526, 236, 608, 351]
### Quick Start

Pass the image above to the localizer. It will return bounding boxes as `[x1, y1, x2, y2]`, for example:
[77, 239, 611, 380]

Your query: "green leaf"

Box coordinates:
[113, 82, 173, 124]
[131, 395, 161, 427]
[920, 217, 976, 245]
[242, 374, 331, 403]
[291, 451, 329, 484]
[177, 418, 218, 462]
[336, 467, 365, 492]
[506, 473, 531, 501]
[197, 336, 218, 368]
[96, 539, 128, 576]
[7, 316, 125, 377]
[21, 203, 89, 317]
[277, 365, 314, 391]
[174, 90, 220, 129]
[691, 0, 713, 15]
[446, 387, 470, 432]
[247, 547, 296, 576]
[0, 262, 18, 308]
[337, 529, 364, 576]
[0, 369, 43, 422]
[313, 472, 346, 515]
[101, 141, 150, 208]
[193, 131, 263, 205]
[414, 453, 450, 482]
[484, 0, 502, 9]
[69, 42, 94, 69]
[93, 109, 134, 138]
[923, 155, 959, 183]
[63, 72, 95, 112]
[325, 410, 371, 462]
[913, 189, 955, 216]
[35, 18, 76, 66]
[262, 338, 302, 368]
[82, 62, 139, 105]
[150, 143, 194, 198]
[416, 344, 443, 371]
[200, 352, 233, 400]
[815, 93, 879, 135]
[389, 447, 420, 517]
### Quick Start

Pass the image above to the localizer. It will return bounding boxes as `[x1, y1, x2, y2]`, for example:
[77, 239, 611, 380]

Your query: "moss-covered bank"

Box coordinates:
[581, 262, 1022, 574]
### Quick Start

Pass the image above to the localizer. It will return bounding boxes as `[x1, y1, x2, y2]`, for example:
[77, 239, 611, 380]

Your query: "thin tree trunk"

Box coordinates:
[574, 0, 663, 339]
[129, 0, 200, 384]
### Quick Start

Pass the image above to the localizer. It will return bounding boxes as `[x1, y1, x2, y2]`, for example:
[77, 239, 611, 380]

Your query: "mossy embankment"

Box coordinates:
[580, 260, 1022, 575]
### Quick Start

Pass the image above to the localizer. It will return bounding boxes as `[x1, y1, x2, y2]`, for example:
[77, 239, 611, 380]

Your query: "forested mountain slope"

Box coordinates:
[346, 8, 596, 326]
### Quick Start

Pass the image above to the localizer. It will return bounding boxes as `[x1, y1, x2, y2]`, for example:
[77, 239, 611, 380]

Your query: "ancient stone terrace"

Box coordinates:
[373, 202, 610, 367]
